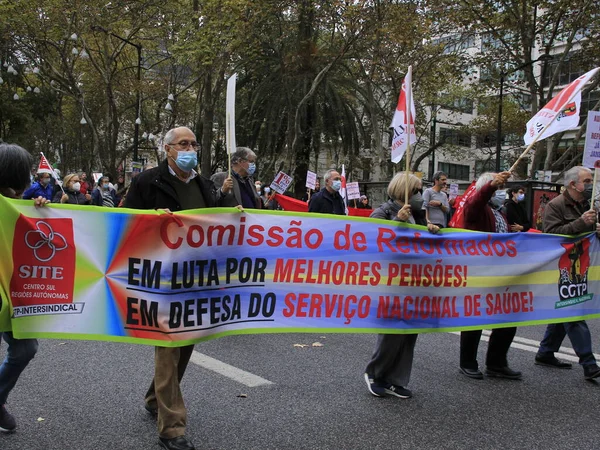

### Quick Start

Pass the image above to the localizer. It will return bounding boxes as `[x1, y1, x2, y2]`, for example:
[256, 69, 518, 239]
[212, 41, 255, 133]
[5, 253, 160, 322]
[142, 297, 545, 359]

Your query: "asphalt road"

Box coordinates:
[1, 321, 599, 450]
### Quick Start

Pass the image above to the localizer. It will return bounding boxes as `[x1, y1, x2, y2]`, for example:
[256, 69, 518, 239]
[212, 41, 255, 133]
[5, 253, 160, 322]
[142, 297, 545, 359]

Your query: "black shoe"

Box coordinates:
[486, 366, 522, 380]
[0, 405, 16, 433]
[459, 367, 484, 379]
[381, 384, 412, 399]
[535, 354, 572, 369]
[583, 364, 600, 380]
[159, 436, 195, 450]
[145, 403, 158, 417]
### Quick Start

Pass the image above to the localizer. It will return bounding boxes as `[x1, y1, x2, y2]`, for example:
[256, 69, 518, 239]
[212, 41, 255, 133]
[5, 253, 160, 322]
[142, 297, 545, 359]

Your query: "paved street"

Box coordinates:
[1, 322, 599, 450]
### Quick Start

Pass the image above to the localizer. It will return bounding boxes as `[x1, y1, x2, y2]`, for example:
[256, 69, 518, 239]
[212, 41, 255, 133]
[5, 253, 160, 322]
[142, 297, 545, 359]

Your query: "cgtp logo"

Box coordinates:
[24, 220, 68, 262]
[556, 239, 593, 308]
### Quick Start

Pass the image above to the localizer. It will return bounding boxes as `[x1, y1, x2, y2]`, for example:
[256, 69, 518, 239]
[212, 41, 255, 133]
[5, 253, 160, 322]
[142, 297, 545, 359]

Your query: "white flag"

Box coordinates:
[524, 67, 599, 145]
[390, 66, 416, 164]
[226, 73, 237, 154]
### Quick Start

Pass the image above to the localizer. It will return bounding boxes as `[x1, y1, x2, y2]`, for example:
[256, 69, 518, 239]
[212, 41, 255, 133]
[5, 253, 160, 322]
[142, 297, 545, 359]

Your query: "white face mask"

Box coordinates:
[264, 187, 271, 194]
[72, 182, 81, 192]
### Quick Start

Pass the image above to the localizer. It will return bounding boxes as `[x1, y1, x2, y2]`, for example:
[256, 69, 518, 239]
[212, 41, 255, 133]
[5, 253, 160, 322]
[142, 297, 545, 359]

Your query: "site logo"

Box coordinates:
[9, 214, 83, 318]
[25, 220, 68, 262]
[556, 238, 593, 308]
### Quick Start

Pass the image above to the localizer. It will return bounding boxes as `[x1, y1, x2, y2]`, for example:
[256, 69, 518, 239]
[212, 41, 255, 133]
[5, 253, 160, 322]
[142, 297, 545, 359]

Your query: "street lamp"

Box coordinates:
[495, 54, 553, 172]
[91, 26, 142, 162]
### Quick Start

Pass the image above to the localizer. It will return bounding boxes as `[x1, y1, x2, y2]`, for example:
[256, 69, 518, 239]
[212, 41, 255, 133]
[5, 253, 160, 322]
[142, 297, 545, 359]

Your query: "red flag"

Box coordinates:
[274, 193, 372, 217]
[37, 153, 55, 176]
[448, 181, 476, 228]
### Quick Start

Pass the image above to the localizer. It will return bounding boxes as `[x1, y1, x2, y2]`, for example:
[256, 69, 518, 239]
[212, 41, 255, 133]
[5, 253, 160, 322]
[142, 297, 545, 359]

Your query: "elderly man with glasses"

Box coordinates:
[125, 126, 233, 450]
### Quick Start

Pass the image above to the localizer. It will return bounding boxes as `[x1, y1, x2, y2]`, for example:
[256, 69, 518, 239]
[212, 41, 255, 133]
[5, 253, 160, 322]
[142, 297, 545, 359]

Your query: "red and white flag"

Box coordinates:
[448, 181, 476, 229]
[38, 153, 58, 178]
[390, 66, 416, 163]
[524, 67, 599, 145]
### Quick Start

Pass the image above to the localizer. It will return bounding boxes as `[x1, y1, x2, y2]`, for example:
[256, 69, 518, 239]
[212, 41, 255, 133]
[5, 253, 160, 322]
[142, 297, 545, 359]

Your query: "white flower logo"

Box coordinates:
[25, 221, 68, 262]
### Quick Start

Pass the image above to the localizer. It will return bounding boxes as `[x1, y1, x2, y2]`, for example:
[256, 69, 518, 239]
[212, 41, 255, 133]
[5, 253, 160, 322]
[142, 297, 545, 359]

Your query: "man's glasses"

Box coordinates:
[168, 140, 200, 150]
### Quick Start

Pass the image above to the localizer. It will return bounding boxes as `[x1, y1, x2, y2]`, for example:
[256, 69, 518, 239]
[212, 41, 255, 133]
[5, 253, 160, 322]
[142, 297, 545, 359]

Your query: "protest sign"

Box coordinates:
[270, 171, 293, 194]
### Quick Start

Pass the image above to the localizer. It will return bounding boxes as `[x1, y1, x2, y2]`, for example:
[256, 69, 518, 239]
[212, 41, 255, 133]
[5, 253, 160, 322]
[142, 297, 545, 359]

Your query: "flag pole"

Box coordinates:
[227, 113, 232, 178]
[40, 152, 65, 195]
[591, 168, 599, 212]
[404, 66, 412, 205]
[509, 83, 592, 174]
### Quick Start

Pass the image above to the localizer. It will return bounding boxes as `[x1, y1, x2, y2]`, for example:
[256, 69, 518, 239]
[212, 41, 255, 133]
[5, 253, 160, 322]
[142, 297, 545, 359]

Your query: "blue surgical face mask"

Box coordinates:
[247, 162, 256, 176]
[172, 150, 197, 172]
[332, 180, 342, 192]
[516, 193, 525, 202]
[490, 190, 505, 209]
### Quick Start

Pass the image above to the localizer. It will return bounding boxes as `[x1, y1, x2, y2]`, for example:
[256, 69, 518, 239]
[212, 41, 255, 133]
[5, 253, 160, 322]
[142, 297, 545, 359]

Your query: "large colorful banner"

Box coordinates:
[1, 196, 599, 347]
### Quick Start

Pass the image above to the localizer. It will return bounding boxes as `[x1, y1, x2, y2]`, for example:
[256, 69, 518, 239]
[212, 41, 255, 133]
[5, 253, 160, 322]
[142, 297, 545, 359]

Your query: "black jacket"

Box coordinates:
[308, 188, 346, 215]
[124, 160, 223, 211]
[504, 199, 531, 232]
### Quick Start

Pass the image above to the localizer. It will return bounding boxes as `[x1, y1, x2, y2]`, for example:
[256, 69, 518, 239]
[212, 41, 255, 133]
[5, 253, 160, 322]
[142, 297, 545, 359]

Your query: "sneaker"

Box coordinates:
[0, 405, 16, 433]
[485, 366, 522, 380]
[363, 373, 384, 397]
[583, 364, 600, 380]
[535, 354, 572, 369]
[381, 384, 412, 399]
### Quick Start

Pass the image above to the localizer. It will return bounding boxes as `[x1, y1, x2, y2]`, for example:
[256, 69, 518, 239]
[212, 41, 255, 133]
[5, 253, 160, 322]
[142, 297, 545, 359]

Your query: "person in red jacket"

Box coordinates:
[459, 171, 522, 381]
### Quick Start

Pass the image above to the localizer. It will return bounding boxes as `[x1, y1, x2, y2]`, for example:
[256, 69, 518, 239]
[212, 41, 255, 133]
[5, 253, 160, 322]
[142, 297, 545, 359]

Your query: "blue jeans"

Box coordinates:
[538, 321, 596, 367]
[0, 332, 38, 405]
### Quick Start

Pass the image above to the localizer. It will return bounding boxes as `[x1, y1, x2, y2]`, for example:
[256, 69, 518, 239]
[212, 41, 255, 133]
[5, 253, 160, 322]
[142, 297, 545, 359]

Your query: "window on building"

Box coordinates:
[439, 127, 472, 147]
[431, 33, 476, 54]
[438, 162, 470, 181]
[441, 97, 474, 114]
[542, 53, 585, 87]
[580, 90, 600, 119]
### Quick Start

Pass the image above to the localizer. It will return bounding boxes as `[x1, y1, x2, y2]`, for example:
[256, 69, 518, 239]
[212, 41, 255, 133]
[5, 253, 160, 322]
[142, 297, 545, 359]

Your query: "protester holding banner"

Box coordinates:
[54, 173, 91, 205]
[535, 166, 600, 380]
[0, 143, 49, 433]
[504, 186, 531, 232]
[21, 172, 53, 202]
[308, 169, 346, 215]
[223, 147, 262, 209]
[364, 173, 439, 399]
[423, 171, 450, 228]
[125, 126, 233, 450]
[460, 171, 522, 380]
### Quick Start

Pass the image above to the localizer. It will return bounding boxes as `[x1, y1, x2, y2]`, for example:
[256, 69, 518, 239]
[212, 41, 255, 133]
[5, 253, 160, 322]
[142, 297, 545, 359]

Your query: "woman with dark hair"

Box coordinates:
[0, 143, 49, 433]
[504, 186, 531, 232]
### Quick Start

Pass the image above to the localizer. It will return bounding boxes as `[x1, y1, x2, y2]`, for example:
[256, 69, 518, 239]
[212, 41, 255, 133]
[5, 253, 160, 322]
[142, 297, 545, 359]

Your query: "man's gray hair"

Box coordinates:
[475, 172, 495, 191]
[564, 166, 590, 187]
[231, 147, 256, 165]
[163, 127, 194, 146]
[324, 169, 338, 184]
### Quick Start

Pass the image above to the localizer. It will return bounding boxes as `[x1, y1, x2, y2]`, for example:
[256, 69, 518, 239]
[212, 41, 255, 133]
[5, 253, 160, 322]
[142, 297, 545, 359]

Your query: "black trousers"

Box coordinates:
[460, 327, 517, 370]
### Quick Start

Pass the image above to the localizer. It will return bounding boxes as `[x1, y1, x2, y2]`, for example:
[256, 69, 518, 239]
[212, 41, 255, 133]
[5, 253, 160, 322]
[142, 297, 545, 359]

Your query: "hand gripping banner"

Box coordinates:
[1, 195, 599, 347]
